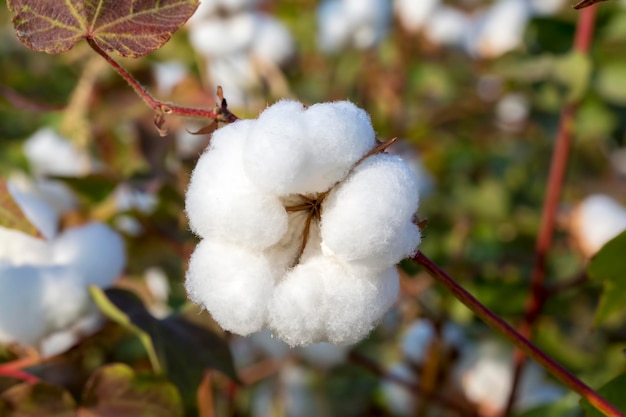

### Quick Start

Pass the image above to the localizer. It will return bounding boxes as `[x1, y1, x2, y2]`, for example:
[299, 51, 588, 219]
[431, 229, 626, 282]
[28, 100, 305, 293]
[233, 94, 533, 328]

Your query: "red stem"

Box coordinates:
[86, 39, 238, 123]
[413, 251, 625, 417]
[503, 5, 598, 414]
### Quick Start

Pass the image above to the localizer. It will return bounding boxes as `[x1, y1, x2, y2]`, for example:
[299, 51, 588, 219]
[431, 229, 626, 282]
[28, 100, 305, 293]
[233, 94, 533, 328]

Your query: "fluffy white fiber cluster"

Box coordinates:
[0, 184, 125, 354]
[186, 100, 421, 346]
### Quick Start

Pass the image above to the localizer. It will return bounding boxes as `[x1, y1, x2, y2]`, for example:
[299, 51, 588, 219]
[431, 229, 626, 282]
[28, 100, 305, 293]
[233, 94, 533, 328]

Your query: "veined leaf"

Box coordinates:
[581, 373, 626, 416]
[6, 0, 199, 58]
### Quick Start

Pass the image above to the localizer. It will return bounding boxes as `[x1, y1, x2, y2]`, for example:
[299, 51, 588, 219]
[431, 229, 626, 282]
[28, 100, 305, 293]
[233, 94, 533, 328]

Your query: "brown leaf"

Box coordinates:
[7, 0, 199, 58]
[573, 0, 609, 9]
[0, 177, 42, 238]
[79, 363, 183, 417]
[0, 382, 77, 417]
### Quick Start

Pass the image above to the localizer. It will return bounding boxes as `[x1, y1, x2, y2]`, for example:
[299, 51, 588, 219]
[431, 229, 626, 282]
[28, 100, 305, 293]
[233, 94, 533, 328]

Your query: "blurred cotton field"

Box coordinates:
[1, 0, 626, 416]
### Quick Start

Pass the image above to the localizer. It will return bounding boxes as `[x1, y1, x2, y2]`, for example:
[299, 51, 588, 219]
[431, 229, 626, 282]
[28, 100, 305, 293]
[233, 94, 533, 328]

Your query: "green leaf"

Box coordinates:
[6, 0, 199, 58]
[80, 363, 183, 417]
[581, 373, 626, 416]
[587, 231, 626, 325]
[0, 177, 42, 237]
[0, 382, 76, 417]
[89, 286, 163, 374]
[553, 51, 592, 103]
[97, 288, 240, 408]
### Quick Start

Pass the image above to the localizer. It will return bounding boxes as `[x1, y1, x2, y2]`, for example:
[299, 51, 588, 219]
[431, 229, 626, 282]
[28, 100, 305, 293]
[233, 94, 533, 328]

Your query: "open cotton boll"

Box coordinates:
[0, 264, 47, 346]
[571, 194, 626, 257]
[401, 319, 436, 364]
[186, 239, 275, 335]
[243, 100, 312, 195]
[317, 0, 352, 52]
[394, 0, 440, 33]
[0, 263, 85, 348]
[186, 121, 287, 249]
[343, 0, 392, 49]
[424, 6, 472, 47]
[152, 61, 188, 96]
[321, 153, 421, 269]
[53, 223, 125, 288]
[298, 101, 376, 193]
[0, 227, 52, 266]
[252, 14, 295, 66]
[23, 128, 92, 177]
[188, 12, 256, 57]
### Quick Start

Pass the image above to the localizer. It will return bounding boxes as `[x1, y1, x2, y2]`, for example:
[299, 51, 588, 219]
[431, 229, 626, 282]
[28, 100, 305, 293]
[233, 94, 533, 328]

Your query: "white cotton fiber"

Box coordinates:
[8, 181, 58, 240]
[186, 239, 276, 335]
[268, 256, 399, 346]
[574, 194, 626, 256]
[23, 128, 91, 177]
[184, 99, 421, 346]
[0, 227, 52, 266]
[0, 264, 47, 346]
[0, 263, 85, 347]
[52, 222, 125, 288]
[243, 100, 311, 195]
[297, 101, 376, 193]
[267, 257, 329, 346]
[321, 154, 420, 269]
[186, 120, 288, 249]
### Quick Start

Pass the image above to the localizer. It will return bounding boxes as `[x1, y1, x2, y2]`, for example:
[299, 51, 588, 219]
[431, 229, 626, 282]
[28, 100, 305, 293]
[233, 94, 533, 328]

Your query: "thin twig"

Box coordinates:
[86, 38, 238, 123]
[413, 251, 625, 417]
[503, 5, 598, 415]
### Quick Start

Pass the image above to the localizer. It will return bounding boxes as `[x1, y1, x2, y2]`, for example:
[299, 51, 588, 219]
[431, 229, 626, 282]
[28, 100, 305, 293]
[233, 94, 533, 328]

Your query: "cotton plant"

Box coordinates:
[317, 0, 392, 52]
[185, 0, 294, 109]
[185, 100, 422, 346]
[0, 183, 125, 355]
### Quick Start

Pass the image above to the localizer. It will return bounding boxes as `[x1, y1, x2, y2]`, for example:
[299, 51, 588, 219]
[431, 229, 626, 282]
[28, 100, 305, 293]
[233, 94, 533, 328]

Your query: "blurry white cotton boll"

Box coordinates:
[0, 187, 126, 352]
[317, 0, 392, 52]
[152, 61, 188, 96]
[495, 92, 530, 131]
[401, 319, 436, 364]
[24, 128, 92, 177]
[7, 182, 58, 239]
[529, 0, 566, 16]
[458, 341, 563, 416]
[252, 14, 295, 66]
[394, 0, 440, 33]
[570, 194, 626, 257]
[188, 12, 256, 57]
[185, 100, 420, 346]
[424, 6, 472, 47]
[466, 0, 531, 59]
[380, 362, 419, 416]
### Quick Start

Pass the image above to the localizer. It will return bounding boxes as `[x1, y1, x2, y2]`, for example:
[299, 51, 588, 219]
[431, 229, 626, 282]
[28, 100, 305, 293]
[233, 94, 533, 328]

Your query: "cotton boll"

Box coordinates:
[0, 263, 86, 348]
[317, 0, 352, 52]
[152, 61, 188, 96]
[7, 182, 58, 240]
[40, 329, 80, 357]
[0, 227, 52, 266]
[186, 239, 275, 335]
[394, 0, 440, 33]
[344, 0, 392, 50]
[188, 13, 256, 57]
[570, 194, 626, 257]
[321, 154, 421, 269]
[424, 6, 472, 47]
[380, 362, 419, 416]
[243, 100, 312, 195]
[529, 0, 565, 16]
[0, 264, 47, 345]
[252, 14, 295, 66]
[53, 223, 125, 288]
[466, 0, 531, 59]
[401, 319, 436, 364]
[186, 120, 288, 248]
[23, 128, 92, 177]
[298, 101, 376, 193]
[206, 54, 258, 109]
